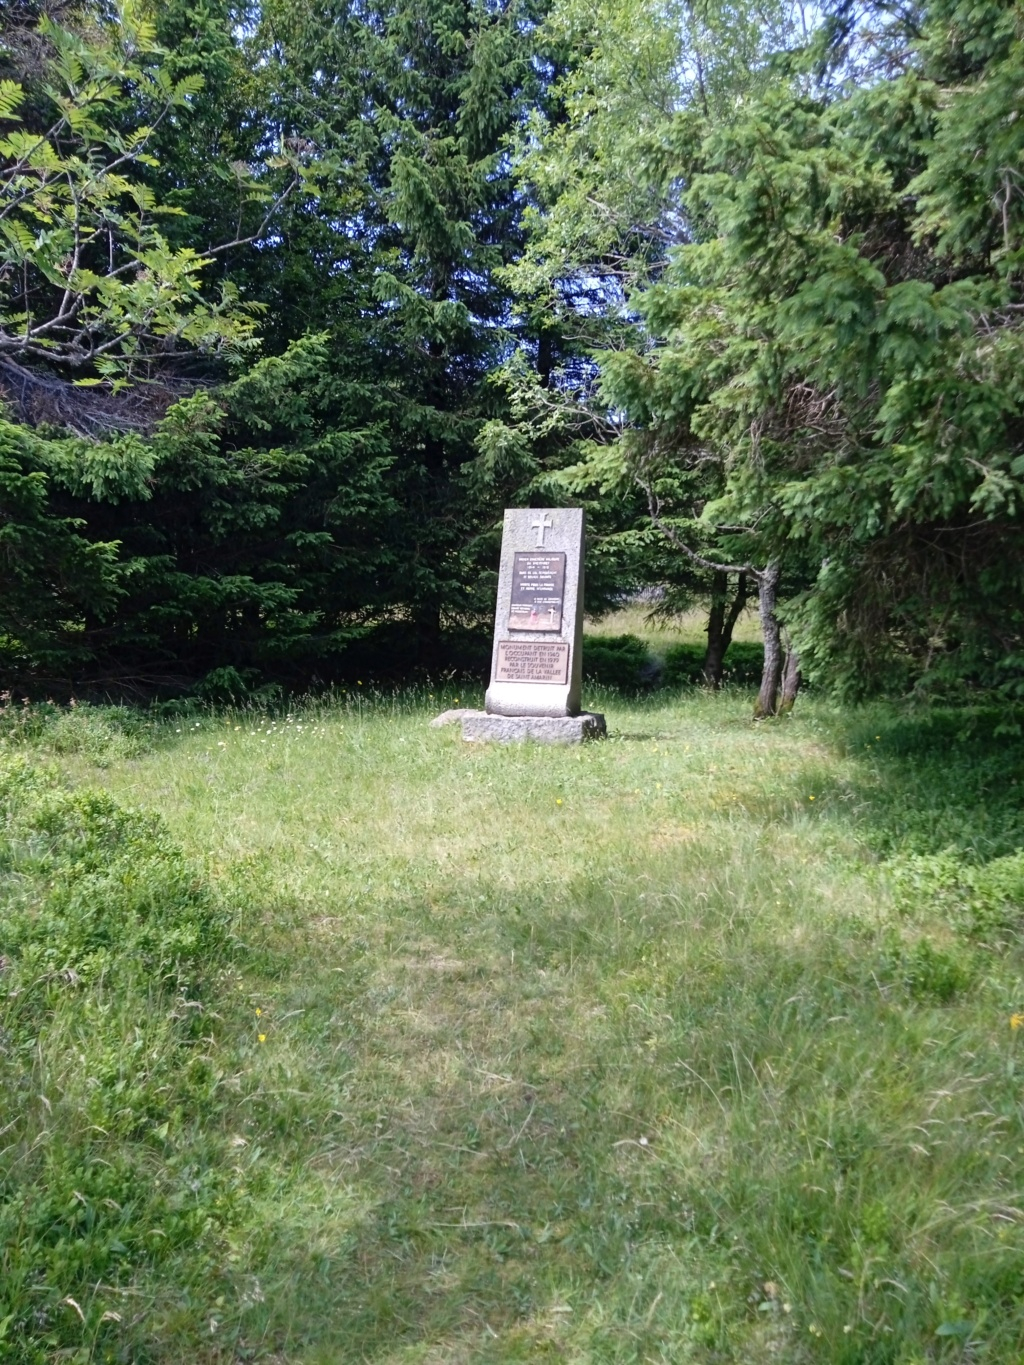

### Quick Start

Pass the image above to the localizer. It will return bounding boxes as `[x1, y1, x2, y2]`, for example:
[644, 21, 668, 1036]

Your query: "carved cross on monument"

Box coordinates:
[532, 512, 553, 547]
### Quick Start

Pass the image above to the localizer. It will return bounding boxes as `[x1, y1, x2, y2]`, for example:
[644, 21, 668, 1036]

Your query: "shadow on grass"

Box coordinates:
[226, 866, 775, 1360]
[827, 706, 1024, 862]
[229, 830, 1024, 1364]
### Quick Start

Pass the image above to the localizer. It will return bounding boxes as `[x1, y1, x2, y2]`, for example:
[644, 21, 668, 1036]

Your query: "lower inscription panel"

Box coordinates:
[496, 640, 569, 685]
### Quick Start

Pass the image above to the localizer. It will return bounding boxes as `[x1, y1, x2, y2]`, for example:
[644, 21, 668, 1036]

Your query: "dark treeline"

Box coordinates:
[1, 0, 1022, 706]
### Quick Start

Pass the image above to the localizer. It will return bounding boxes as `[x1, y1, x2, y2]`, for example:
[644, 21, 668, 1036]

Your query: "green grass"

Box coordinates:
[3, 688, 1024, 1362]
[585, 603, 764, 651]
[582, 608, 764, 689]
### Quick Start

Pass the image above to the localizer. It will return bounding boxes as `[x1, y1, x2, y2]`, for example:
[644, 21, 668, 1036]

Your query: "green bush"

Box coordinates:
[0, 755, 223, 991]
[889, 847, 1024, 948]
[583, 634, 656, 689]
[0, 699, 153, 766]
[661, 640, 764, 687]
[0, 755, 235, 1362]
[881, 930, 977, 1002]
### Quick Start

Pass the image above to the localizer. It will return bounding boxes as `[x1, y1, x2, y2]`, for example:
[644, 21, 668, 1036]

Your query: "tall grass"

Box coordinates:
[3, 689, 1024, 1362]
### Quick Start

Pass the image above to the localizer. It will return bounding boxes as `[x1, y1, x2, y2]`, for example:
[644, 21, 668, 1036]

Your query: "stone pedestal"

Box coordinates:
[460, 710, 606, 744]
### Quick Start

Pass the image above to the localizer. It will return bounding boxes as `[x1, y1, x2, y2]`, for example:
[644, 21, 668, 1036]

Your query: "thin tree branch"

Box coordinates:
[643, 478, 764, 581]
[203, 174, 304, 255]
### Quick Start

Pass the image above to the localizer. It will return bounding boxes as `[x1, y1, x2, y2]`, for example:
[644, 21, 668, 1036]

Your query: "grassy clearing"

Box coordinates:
[3, 687, 1024, 1362]
[583, 608, 764, 690]
[585, 604, 764, 651]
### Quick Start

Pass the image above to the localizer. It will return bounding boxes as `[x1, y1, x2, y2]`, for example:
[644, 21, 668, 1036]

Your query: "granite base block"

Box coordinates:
[428, 708, 476, 728]
[459, 711, 607, 744]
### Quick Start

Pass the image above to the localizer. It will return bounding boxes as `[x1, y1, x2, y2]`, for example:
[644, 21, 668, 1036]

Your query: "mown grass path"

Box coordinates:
[61, 694, 1024, 1359]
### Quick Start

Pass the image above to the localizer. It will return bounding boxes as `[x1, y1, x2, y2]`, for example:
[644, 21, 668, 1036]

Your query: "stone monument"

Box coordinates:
[447, 507, 606, 743]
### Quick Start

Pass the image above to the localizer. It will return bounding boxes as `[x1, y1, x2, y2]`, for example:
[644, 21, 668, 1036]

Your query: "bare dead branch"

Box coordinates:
[642, 476, 764, 581]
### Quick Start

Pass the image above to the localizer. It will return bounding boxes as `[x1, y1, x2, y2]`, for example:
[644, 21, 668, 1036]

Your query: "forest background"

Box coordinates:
[1, 0, 1023, 709]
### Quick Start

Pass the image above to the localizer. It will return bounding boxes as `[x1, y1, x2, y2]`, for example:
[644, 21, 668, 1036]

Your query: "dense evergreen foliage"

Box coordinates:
[516, 0, 1024, 702]
[1, 0, 1022, 699]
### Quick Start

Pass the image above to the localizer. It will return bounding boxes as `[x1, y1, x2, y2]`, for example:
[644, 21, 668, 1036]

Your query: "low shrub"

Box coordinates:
[880, 929, 977, 1002]
[0, 697, 153, 766]
[0, 755, 223, 991]
[661, 640, 764, 687]
[0, 755, 235, 1362]
[583, 634, 657, 690]
[889, 847, 1024, 947]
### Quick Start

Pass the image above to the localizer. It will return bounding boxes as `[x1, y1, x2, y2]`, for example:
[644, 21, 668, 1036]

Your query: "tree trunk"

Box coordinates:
[779, 635, 801, 713]
[721, 571, 748, 657]
[702, 571, 749, 687]
[754, 563, 782, 718]
[702, 571, 728, 688]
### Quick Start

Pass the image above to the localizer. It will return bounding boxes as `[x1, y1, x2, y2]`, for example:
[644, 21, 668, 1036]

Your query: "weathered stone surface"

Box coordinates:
[485, 508, 585, 718]
[460, 710, 606, 744]
[429, 708, 476, 728]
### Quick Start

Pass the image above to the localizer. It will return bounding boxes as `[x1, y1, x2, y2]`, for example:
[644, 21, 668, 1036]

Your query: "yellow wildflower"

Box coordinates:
[258, 1033, 266, 1043]
[1010, 1013, 1024, 1030]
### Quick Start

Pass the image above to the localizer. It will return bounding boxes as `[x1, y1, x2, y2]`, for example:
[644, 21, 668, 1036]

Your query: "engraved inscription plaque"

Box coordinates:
[496, 640, 570, 685]
[508, 552, 565, 632]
